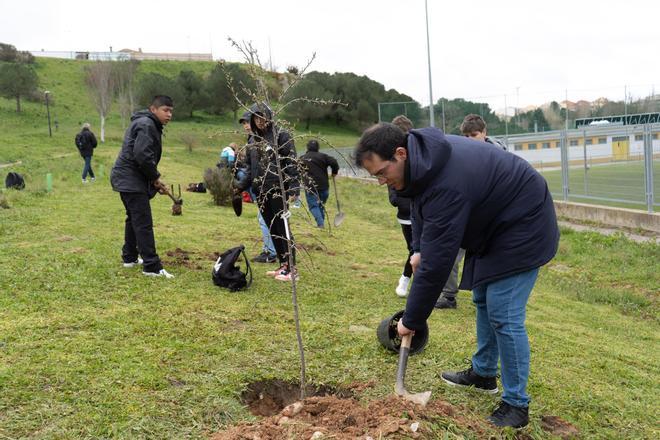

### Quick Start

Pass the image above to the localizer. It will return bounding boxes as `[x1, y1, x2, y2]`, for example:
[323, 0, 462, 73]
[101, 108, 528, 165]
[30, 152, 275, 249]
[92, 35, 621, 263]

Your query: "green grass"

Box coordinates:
[539, 160, 660, 211]
[1, 56, 658, 439]
[0, 135, 658, 438]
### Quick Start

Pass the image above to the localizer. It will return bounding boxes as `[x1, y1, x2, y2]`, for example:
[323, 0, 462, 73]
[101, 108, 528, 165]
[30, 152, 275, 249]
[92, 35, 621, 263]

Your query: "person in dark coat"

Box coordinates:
[110, 95, 175, 279]
[242, 102, 300, 281]
[75, 123, 98, 183]
[235, 111, 276, 263]
[300, 139, 339, 228]
[355, 123, 559, 428]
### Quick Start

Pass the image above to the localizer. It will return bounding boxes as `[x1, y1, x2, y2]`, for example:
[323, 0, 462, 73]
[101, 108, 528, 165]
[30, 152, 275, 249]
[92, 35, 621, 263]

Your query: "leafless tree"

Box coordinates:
[85, 61, 114, 142]
[113, 60, 140, 129]
[223, 38, 350, 399]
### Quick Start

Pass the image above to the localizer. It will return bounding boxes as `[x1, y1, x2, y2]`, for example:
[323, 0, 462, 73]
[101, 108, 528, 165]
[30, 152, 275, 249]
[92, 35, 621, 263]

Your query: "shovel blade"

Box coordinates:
[399, 390, 432, 407]
[333, 212, 346, 227]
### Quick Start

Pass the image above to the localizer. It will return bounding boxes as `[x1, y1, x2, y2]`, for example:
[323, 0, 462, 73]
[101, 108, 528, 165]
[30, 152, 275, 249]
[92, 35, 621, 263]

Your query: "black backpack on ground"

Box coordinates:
[212, 245, 253, 292]
[5, 172, 25, 190]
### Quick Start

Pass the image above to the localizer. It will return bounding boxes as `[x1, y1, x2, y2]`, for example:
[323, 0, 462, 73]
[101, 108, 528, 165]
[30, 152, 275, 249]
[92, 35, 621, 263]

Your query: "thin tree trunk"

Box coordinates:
[15, 95, 21, 113]
[100, 115, 106, 143]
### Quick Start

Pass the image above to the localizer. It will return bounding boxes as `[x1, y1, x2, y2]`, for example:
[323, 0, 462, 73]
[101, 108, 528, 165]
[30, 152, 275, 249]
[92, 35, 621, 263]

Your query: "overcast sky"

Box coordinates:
[1, 0, 658, 111]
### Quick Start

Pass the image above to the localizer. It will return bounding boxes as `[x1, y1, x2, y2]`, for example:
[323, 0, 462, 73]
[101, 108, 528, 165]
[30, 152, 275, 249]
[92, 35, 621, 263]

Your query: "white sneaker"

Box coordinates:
[143, 268, 174, 279]
[395, 275, 411, 298]
[82, 179, 87, 184]
[90, 177, 96, 182]
[123, 257, 144, 268]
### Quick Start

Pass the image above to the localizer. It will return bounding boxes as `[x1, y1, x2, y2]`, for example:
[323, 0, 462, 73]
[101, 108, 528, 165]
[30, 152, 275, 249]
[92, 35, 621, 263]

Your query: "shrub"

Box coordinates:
[203, 166, 233, 206]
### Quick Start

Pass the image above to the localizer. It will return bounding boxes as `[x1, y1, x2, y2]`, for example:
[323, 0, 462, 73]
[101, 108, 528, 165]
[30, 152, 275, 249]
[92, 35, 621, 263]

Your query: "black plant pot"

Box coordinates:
[376, 309, 429, 355]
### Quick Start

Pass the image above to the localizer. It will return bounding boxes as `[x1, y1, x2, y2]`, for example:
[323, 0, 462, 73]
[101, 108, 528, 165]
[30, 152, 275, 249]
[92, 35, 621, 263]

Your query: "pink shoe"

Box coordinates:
[274, 270, 299, 282]
[266, 265, 287, 277]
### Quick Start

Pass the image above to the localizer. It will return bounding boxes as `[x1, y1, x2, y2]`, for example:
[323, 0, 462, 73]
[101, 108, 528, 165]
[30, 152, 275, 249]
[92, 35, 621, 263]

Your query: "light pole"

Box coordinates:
[424, 0, 435, 127]
[45, 91, 52, 137]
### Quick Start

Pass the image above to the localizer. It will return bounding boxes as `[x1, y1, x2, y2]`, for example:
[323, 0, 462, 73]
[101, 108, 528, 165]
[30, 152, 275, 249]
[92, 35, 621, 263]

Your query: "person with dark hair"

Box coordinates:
[75, 122, 98, 184]
[110, 95, 175, 279]
[235, 110, 277, 263]
[460, 114, 507, 150]
[300, 139, 339, 228]
[354, 123, 559, 428]
[389, 116, 464, 303]
[242, 103, 300, 281]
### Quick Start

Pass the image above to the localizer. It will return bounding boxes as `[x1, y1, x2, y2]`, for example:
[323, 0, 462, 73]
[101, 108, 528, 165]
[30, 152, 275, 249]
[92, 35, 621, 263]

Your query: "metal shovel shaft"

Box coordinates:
[395, 333, 432, 406]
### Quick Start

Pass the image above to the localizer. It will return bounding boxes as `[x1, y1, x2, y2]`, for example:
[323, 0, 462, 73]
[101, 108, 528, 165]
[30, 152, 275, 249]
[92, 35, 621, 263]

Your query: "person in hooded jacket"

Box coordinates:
[300, 139, 339, 228]
[234, 111, 277, 263]
[110, 95, 175, 279]
[390, 115, 465, 303]
[75, 122, 98, 183]
[242, 103, 300, 281]
[355, 123, 559, 429]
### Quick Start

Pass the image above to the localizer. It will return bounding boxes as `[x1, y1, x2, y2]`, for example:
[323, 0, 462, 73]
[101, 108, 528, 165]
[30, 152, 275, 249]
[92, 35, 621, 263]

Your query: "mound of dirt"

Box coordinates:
[212, 394, 482, 440]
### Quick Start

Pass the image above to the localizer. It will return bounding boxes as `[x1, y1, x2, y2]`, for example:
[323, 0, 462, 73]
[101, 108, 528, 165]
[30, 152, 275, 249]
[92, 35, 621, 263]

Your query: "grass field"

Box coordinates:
[539, 160, 660, 211]
[1, 129, 659, 438]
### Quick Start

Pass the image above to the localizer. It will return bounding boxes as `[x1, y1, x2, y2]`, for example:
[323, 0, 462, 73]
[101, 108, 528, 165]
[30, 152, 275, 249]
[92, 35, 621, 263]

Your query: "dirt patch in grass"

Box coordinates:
[540, 415, 579, 439]
[163, 247, 204, 270]
[212, 380, 488, 439]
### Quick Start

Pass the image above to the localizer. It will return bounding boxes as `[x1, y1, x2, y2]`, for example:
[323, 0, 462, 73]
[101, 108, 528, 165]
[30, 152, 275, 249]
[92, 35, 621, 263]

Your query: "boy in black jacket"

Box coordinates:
[110, 95, 174, 278]
[75, 123, 98, 183]
[300, 139, 338, 228]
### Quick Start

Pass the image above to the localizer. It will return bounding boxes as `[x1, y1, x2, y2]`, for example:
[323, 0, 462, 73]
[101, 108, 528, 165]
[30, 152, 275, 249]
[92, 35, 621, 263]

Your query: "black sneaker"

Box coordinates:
[487, 401, 529, 428]
[434, 295, 457, 309]
[251, 252, 277, 263]
[441, 364, 498, 393]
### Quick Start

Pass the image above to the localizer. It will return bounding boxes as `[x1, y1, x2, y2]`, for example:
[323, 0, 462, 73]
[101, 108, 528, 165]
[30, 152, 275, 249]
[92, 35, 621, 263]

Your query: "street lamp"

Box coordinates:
[44, 91, 52, 137]
[424, 0, 435, 127]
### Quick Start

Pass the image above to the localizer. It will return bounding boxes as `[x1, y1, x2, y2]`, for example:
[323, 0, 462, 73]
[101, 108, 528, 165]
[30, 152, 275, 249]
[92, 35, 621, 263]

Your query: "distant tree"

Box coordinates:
[0, 43, 34, 64]
[285, 76, 330, 130]
[85, 61, 114, 142]
[205, 63, 255, 122]
[0, 62, 39, 112]
[176, 70, 206, 118]
[135, 72, 184, 114]
[113, 59, 140, 128]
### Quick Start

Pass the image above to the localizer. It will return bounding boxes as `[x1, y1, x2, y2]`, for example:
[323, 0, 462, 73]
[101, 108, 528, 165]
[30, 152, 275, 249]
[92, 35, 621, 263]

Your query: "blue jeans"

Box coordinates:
[471, 268, 539, 408]
[248, 188, 275, 256]
[82, 156, 95, 180]
[305, 188, 329, 227]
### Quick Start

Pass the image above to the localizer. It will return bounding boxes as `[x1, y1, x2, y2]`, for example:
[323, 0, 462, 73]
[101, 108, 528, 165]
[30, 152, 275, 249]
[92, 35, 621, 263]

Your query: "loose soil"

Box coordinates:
[212, 380, 485, 440]
[212, 380, 580, 439]
[163, 247, 204, 270]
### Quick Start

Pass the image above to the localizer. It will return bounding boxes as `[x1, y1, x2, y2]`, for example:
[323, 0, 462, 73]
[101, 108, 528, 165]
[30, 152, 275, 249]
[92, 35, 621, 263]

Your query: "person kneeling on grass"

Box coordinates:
[354, 123, 559, 429]
[110, 95, 175, 279]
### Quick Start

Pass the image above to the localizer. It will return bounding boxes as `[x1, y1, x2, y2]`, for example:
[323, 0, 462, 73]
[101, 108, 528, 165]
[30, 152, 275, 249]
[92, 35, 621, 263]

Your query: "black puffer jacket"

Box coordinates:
[244, 103, 299, 197]
[110, 110, 163, 197]
[76, 128, 97, 157]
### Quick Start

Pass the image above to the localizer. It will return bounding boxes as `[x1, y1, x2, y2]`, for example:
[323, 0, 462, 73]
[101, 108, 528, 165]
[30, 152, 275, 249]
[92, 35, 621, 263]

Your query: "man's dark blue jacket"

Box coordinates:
[400, 127, 559, 331]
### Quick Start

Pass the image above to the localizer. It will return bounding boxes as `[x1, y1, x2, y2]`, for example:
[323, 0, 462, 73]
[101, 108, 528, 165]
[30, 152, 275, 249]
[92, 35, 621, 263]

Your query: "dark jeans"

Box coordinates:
[401, 223, 414, 277]
[259, 190, 295, 266]
[82, 156, 95, 180]
[119, 192, 162, 273]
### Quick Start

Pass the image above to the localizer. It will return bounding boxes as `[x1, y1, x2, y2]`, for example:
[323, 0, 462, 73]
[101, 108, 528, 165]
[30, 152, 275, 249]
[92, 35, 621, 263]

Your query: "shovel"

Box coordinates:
[331, 175, 345, 227]
[395, 334, 432, 407]
[165, 184, 183, 216]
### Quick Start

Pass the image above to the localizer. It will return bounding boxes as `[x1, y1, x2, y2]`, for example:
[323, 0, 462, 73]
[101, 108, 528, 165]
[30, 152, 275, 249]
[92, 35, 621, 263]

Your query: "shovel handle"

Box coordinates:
[332, 175, 341, 211]
[395, 333, 412, 395]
